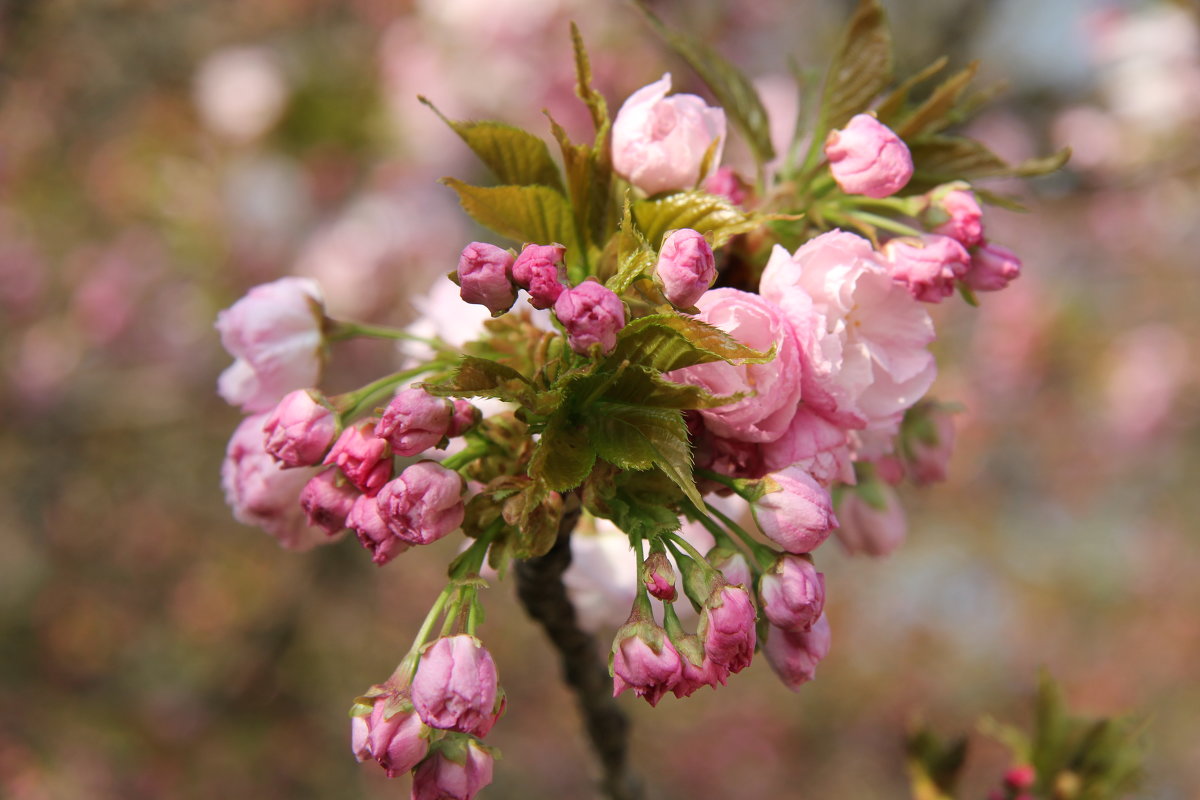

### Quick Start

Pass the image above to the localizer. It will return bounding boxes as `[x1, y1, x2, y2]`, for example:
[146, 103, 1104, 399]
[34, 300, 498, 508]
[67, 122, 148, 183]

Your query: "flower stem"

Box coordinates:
[704, 502, 776, 569]
[337, 365, 440, 422]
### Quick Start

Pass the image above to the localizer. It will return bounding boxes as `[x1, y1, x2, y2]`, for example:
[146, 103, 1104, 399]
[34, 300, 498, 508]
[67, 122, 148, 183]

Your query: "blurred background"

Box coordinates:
[1, 0, 1198, 797]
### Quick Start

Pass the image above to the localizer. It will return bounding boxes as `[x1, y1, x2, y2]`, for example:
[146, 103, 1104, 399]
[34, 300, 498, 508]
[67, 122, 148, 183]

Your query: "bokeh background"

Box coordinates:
[2, 0, 1198, 797]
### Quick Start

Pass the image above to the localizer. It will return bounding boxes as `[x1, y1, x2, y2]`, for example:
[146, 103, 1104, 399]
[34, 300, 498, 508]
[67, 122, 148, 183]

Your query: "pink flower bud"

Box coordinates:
[323, 420, 392, 495]
[835, 484, 907, 557]
[351, 690, 429, 777]
[511, 243, 567, 310]
[446, 400, 481, 438]
[824, 114, 913, 198]
[611, 623, 683, 707]
[457, 242, 517, 315]
[412, 635, 501, 737]
[882, 235, 971, 303]
[708, 546, 753, 589]
[904, 406, 956, 485]
[299, 467, 358, 535]
[752, 467, 839, 554]
[376, 462, 465, 545]
[612, 73, 726, 196]
[216, 277, 326, 412]
[641, 551, 677, 602]
[411, 739, 494, 800]
[554, 280, 626, 355]
[964, 242, 1021, 292]
[699, 585, 756, 673]
[655, 228, 716, 308]
[347, 493, 409, 566]
[376, 388, 453, 457]
[703, 166, 747, 206]
[764, 613, 830, 691]
[1005, 765, 1037, 790]
[759, 555, 825, 632]
[933, 189, 984, 247]
[262, 390, 338, 468]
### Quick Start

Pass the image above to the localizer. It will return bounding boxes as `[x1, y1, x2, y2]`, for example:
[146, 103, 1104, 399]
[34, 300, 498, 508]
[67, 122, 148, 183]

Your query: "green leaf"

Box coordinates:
[528, 413, 596, 492]
[874, 56, 948, 123]
[587, 403, 702, 508]
[632, 1, 775, 165]
[502, 480, 563, 558]
[820, 0, 894, 132]
[584, 466, 684, 540]
[421, 98, 563, 190]
[425, 356, 535, 406]
[893, 61, 979, 140]
[570, 23, 609, 140]
[601, 364, 741, 410]
[442, 179, 580, 255]
[632, 190, 763, 249]
[545, 114, 608, 278]
[909, 137, 1070, 187]
[607, 312, 772, 374]
[606, 196, 656, 294]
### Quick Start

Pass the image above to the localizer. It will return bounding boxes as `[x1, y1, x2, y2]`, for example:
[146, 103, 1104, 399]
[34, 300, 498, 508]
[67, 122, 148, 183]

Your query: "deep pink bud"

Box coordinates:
[1005, 765, 1037, 790]
[703, 166, 747, 206]
[411, 739, 494, 800]
[641, 551, 677, 602]
[611, 623, 683, 707]
[933, 189, 984, 247]
[262, 390, 338, 468]
[554, 280, 626, 355]
[323, 420, 392, 495]
[446, 400, 481, 438]
[764, 613, 831, 691]
[412, 635, 501, 737]
[699, 585, 756, 673]
[376, 462, 465, 545]
[656, 228, 716, 308]
[511, 243, 567, 309]
[347, 493, 409, 566]
[964, 242, 1021, 292]
[825, 114, 913, 198]
[299, 467, 358, 535]
[752, 467, 839, 554]
[351, 690, 429, 777]
[835, 484, 907, 557]
[457, 242, 517, 315]
[882, 235, 971, 303]
[376, 388, 453, 457]
[759, 555, 825, 632]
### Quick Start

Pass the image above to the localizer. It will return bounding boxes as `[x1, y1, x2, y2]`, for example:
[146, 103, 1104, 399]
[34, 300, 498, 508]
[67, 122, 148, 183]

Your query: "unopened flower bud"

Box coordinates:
[703, 166, 747, 206]
[376, 462, 465, 545]
[611, 620, 683, 707]
[764, 613, 830, 690]
[882, 235, 971, 303]
[668, 631, 726, 698]
[699, 584, 756, 673]
[759, 554, 825, 632]
[511, 243, 567, 310]
[262, 389, 338, 468]
[825, 114, 913, 198]
[835, 483, 907, 557]
[932, 189, 984, 247]
[903, 405, 956, 485]
[323, 420, 392, 495]
[641, 551, 677, 602]
[707, 546, 753, 589]
[412, 635, 501, 737]
[299, 467, 358, 535]
[655, 228, 716, 309]
[411, 739, 494, 800]
[963, 242, 1021, 292]
[446, 399, 481, 438]
[351, 688, 429, 777]
[554, 281, 626, 355]
[347, 493, 409, 566]
[752, 467, 839, 554]
[1005, 765, 1037, 791]
[376, 388, 453, 457]
[457, 242, 517, 315]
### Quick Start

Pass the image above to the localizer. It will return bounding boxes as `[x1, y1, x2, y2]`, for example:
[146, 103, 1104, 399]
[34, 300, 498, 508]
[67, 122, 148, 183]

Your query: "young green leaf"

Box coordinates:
[570, 22, 609, 140]
[424, 356, 536, 407]
[600, 364, 741, 410]
[874, 56, 949, 123]
[820, 0, 894, 133]
[632, 190, 762, 249]
[892, 61, 979, 140]
[909, 137, 1070, 187]
[528, 412, 596, 492]
[441, 178, 580, 255]
[607, 312, 772, 374]
[587, 403, 702, 508]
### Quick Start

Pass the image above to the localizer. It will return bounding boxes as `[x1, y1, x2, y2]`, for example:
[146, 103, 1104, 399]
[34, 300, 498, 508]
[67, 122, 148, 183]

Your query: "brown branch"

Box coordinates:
[514, 497, 644, 800]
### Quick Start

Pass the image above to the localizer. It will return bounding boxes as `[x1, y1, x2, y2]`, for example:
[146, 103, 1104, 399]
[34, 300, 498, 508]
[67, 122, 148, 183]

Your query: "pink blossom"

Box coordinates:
[752, 467, 839, 554]
[412, 635, 501, 737]
[446, 400, 481, 437]
[554, 280, 626, 355]
[612, 73, 726, 195]
[457, 242, 516, 314]
[216, 277, 325, 412]
[764, 613, 831, 691]
[903, 407, 956, 485]
[670, 636, 728, 698]
[262, 389, 338, 468]
[352, 690, 429, 778]
[963, 242, 1022, 292]
[221, 413, 327, 550]
[760, 405, 855, 484]
[376, 462, 465, 545]
[669, 288, 803, 443]
[708, 547, 753, 590]
[299, 468, 358, 535]
[760, 233, 937, 431]
[511, 244, 567, 310]
[699, 585, 756, 673]
[882, 235, 971, 303]
[759, 555, 825, 632]
[703, 166, 747, 206]
[323, 420, 392, 494]
[1005, 765, 1037, 790]
[376, 388, 453, 457]
[933, 189, 984, 247]
[411, 740, 494, 800]
[347, 493, 410, 566]
[611, 624, 683, 707]
[655, 228, 716, 308]
[824, 114, 913, 198]
[835, 485, 907, 557]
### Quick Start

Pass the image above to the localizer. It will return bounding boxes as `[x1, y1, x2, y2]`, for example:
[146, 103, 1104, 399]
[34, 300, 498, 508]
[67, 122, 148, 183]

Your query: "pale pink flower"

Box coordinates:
[412, 635, 501, 737]
[764, 613, 831, 690]
[411, 740, 494, 800]
[612, 73, 726, 195]
[669, 288, 803, 443]
[752, 466, 839, 554]
[824, 114, 912, 198]
[835, 485, 907, 557]
[262, 389, 338, 468]
[216, 277, 325, 413]
[882, 235, 971, 304]
[655, 228, 716, 308]
[963, 242, 1022, 292]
